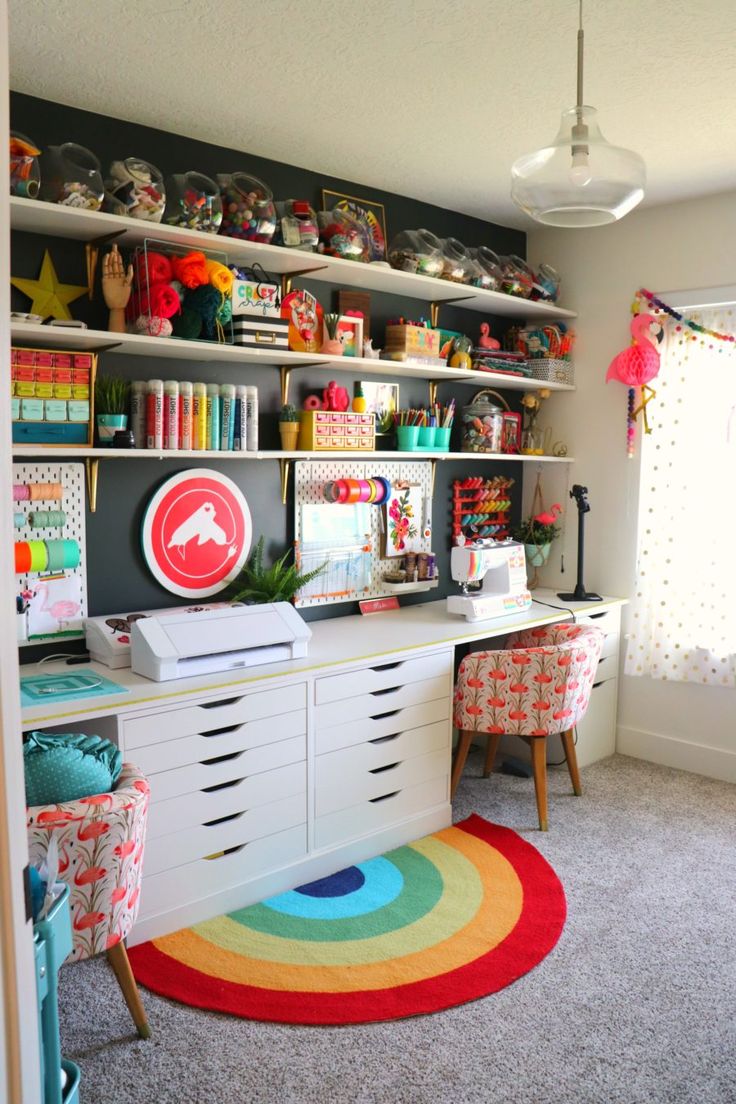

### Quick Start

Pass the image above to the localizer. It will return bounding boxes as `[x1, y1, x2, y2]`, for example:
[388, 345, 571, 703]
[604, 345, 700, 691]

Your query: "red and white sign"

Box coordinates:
[141, 470, 252, 598]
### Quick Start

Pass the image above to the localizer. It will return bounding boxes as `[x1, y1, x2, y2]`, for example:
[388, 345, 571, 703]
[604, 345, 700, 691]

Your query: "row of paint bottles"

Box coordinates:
[131, 380, 258, 451]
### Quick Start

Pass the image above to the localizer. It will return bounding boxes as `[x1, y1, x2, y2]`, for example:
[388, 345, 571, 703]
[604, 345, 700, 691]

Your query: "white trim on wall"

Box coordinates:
[617, 725, 736, 784]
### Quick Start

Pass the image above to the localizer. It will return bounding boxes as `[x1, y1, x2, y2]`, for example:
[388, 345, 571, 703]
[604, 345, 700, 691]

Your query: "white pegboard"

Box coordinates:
[13, 462, 88, 645]
[294, 459, 434, 607]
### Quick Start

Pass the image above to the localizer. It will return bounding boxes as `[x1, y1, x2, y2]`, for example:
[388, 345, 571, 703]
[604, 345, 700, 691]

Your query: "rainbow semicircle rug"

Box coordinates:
[129, 815, 566, 1025]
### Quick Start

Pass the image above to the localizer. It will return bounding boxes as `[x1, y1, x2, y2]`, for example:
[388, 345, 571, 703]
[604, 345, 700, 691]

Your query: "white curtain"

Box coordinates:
[625, 306, 736, 687]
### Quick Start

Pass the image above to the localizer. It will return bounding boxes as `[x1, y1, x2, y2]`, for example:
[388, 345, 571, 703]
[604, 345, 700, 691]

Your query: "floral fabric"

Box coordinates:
[453, 623, 603, 737]
[27, 764, 149, 962]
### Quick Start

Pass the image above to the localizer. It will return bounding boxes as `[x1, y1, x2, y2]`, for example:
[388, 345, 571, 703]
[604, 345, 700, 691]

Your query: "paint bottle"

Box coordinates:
[164, 380, 180, 450]
[245, 385, 259, 451]
[192, 382, 206, 450]
[220, 384, 236, 451]
[179, 381, 193, 451]
[130, 380, 147, 449]
[206, 383, 221, 451]
[146, 379, 164, 450]
[234, 385, 248, 450]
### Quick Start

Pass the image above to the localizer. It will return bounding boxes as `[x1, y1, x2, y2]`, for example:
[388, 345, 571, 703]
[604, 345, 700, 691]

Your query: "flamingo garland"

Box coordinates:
[606, 310, 664, 456]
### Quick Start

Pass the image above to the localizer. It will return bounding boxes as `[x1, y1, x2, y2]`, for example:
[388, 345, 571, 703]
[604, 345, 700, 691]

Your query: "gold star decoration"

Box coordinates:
[11, 250, 87, 321]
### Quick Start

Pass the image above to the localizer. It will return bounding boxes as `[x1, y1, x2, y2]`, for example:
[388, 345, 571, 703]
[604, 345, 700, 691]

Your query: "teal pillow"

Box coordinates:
[24, 731, 122, 807]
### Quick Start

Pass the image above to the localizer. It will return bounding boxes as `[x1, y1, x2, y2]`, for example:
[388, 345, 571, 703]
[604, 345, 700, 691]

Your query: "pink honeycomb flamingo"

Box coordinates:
[32, 581, 81, 631]
[607, 312, 664, 448]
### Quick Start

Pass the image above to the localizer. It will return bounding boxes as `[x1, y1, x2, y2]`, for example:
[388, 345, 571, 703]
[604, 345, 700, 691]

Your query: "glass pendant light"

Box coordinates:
[511, 1, 645, 227]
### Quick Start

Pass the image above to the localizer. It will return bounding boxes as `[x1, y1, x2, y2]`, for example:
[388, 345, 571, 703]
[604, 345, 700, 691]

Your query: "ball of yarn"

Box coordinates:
[170, 280, 186, 302]
[217, 296, 232, 325]
[171, 308, 203, 340]
[206, 259, 234, 295]
[171, 250, 208, 289]
[134, 314, 173, 338]
[148, 281, 181, 320]
[134, 251, 172, 287]
[184, 284, 221, 338]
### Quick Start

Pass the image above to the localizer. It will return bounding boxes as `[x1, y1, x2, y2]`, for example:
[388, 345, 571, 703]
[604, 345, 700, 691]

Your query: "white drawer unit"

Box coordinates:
[315, 672, 451, 730]
[122, 681, 306, 750]
[576, 676, 618, 763]
[315, 651, 453, 704]
[317, 720, 450, 789]
[145, 734, 305, 804]
[316, 748, 449, 818]
[314, 775, 449, 851]
[316, 698, 450, 756]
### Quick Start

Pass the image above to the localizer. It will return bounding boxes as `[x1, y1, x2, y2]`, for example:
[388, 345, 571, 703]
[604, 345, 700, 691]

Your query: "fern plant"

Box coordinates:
[230, 536, 326, 604]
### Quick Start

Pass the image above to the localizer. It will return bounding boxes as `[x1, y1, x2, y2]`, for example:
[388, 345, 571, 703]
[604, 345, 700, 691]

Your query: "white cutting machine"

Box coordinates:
[447, 540, 532, 622]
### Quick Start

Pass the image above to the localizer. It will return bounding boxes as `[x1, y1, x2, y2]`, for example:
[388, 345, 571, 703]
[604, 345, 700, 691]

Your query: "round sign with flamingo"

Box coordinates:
[141, 469, 252, 597]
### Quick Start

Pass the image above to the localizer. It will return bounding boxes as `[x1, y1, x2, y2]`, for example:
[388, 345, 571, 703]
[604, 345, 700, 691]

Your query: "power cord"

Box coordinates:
[548, 725, 578, 767]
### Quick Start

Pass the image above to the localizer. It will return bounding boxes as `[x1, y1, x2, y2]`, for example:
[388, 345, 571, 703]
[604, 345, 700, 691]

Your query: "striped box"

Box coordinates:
[232, 317, 289, 351]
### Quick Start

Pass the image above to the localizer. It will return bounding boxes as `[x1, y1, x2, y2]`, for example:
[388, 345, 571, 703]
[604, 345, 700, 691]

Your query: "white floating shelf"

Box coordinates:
[11, 196, 576, 320]
[380, 578, 440, 595]
[11, 445, 574, 464]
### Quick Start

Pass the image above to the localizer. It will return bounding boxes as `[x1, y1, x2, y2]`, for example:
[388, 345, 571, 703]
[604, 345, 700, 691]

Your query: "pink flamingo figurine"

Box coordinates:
[607, 312, 663, 450]
[534, 502, 563, 526]
[478, 322, 500, 351]
[32, 581, 80, 631]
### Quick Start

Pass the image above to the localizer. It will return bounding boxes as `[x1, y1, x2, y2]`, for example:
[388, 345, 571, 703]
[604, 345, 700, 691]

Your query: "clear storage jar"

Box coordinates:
[460, 390, 507, 453]
[218, 172, 277, 242]
[499, 255, 535, 298]
[388, 229, 422, 272]
[531, 262, 561, 302]
[164, 172, 222, 233]
[317, 208, 370, 261]
[106, 158, 165, 221]
[440, 237, 470, 282]
[470, 246, 503, 291]
[40, 143, 104, 210]
[412, 228, 445, 276]
[10, 131, 41, 198]
[276, 199, 319, 250]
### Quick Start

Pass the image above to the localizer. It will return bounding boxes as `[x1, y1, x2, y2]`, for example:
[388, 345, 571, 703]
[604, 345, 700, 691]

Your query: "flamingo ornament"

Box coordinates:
[607, 312, 664, 454]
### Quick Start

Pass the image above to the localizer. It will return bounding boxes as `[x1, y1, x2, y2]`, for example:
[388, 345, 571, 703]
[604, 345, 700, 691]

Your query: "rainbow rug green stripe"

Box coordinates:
[129, 815, 566, 1025]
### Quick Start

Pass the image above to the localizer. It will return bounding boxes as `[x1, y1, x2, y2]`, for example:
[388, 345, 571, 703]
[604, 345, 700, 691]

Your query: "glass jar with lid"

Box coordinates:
[413, 228, 444, 276]
[440, 237, 470, 283]
[317, 208, 370, 261]
[10, 131, 41, 198]
[470, 246, 503, 291]
[499, 255, 535, 298]
[164, 172, 222, 233]
[218, 172, 277, 242]
[531, 262, 561, 302]
[388, 229, 422, 272]
[107, 158, 165, 221]
[40, 143, 104, 210]
[460, 389, 507, 453]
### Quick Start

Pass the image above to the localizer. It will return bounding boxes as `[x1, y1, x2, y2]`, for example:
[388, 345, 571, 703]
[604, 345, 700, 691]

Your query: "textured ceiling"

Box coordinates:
[8, 0, 736, 228]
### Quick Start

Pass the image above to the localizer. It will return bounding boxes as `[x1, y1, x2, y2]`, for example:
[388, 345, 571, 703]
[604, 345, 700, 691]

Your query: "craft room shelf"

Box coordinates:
[10, 195, 577, 320]
[11, 446, 574, 463]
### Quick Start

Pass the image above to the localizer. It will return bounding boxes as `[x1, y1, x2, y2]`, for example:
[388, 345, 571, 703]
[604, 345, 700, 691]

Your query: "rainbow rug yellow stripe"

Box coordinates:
[129, 815, 566, 1025]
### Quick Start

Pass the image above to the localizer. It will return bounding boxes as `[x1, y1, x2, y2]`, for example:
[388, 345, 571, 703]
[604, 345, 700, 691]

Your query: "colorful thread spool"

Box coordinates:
[13, 513, 25, 528]
[45, 539, 80, 572]
[29, 482, 63, 501]
[13, 484, 30, 501]
[28, 541, 48, 572]
[30, 510, 66, 529]
[14, 542, 31, 573]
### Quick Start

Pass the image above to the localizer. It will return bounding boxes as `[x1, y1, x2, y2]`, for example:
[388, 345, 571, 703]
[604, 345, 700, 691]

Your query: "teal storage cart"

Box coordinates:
[34, 884, 81, 1104]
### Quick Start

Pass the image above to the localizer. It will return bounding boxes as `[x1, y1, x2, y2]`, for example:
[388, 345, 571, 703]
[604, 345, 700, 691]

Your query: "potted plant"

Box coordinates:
[230, 536, 326, 604]
[320, 313, 344, 356]
[278, 403, 300, 450]
[511, 503, 562, 568]
[95, 375, 130, 443]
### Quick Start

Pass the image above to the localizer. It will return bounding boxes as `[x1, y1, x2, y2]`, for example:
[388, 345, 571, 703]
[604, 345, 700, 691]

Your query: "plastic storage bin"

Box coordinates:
[34, 884, 81, 1104]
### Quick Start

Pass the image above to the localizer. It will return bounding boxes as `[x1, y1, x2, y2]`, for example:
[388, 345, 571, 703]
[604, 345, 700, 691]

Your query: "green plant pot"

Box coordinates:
[96, 413, 128, 443]
[524, 542, 551, 568]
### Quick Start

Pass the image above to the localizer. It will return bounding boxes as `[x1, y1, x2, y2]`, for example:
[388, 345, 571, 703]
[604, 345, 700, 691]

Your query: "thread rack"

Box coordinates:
[451, 476, 514, 545]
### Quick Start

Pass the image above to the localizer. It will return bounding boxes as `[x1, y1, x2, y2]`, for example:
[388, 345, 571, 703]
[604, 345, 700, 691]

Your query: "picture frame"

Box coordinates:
[501, 411, 522, 454]
[359, 380, 399, 435]
[336, 315, 363, 358]
[321, 189, 388, 262]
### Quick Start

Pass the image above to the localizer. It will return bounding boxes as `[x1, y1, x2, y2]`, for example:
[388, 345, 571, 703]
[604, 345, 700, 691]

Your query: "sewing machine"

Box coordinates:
[446, 540, 532, 622]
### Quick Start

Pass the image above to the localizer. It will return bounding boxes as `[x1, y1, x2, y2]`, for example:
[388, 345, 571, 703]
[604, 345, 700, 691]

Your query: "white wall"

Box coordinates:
[527, 191, 736, 783]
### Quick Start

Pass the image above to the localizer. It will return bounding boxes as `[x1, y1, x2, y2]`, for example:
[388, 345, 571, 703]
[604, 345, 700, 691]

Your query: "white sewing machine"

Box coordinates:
[446, 540, 532, 622]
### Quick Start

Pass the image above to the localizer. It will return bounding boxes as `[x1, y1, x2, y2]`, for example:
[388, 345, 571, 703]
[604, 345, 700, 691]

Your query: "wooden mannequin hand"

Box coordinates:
[102, 243, 133, 332]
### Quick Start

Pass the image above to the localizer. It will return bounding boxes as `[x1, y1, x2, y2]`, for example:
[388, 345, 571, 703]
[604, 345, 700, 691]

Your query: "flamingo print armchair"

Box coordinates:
[452, 623, 604, 829]
[27, 763, 151, 1038]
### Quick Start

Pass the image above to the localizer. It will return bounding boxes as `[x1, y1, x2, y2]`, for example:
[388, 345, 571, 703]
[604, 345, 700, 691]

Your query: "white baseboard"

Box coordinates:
[617, 725, 736, 783]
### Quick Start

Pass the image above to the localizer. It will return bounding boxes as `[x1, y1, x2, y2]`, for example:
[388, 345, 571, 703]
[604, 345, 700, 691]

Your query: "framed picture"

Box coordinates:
[359, 380, 399, 435]
[322, 190, 388, 262]
[382, 482, 422, 558]
[336, 315, 363, 358]
[501, 411, 522, 454]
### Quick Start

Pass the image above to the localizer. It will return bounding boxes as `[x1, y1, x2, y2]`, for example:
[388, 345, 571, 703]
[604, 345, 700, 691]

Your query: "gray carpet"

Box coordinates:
[58, 754, 736, 1104]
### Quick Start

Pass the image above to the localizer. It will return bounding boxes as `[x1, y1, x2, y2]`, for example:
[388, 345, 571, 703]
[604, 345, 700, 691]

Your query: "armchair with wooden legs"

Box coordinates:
[27, 764, 151, 1038]
[451, 623, 604, 829]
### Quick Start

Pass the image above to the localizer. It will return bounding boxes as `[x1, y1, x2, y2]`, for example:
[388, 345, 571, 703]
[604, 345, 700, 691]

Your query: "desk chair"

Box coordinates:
[452, 623, 604, 829]
[27, 764, 151, 1038]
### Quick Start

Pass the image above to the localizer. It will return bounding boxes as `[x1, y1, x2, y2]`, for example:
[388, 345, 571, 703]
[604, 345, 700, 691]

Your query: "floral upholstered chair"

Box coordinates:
[452, 623, 604, 829]
[27, 763, 151, 1038]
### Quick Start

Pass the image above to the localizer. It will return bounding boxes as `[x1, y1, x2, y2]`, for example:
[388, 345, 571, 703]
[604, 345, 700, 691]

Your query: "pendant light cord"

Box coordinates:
[576, 0, 584, 110]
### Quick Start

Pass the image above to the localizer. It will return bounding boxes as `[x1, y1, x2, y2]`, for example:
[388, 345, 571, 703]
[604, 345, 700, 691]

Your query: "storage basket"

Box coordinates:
[528, 359, 575, 386]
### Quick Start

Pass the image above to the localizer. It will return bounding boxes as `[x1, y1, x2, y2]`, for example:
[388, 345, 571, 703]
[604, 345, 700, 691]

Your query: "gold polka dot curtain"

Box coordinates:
[625, 307, 736, 687]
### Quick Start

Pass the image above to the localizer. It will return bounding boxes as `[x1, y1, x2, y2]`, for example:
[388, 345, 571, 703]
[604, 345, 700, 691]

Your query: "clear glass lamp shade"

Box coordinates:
[511, 106, 646, 227]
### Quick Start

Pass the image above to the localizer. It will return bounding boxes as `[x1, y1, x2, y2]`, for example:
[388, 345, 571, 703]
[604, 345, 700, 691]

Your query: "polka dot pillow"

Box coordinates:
[23, 731, 122, 807]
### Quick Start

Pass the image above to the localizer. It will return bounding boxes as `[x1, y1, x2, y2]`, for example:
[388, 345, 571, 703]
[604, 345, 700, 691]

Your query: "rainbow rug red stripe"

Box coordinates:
[129, 815, 566, 1025]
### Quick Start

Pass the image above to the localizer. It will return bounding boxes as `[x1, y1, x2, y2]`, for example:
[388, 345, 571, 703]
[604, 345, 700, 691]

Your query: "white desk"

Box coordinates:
[21, 591, 625, 941]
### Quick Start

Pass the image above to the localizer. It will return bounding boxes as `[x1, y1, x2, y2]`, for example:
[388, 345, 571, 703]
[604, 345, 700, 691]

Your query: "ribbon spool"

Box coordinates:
[30, 511, 66, 529]
[28, 541, 48, 572]
[29, 483, 63, 501]
[13, 484, 30, 501]
[45, 539, 80, 572]
[13, 513, 25, 528]
[14, 542, 31, 573]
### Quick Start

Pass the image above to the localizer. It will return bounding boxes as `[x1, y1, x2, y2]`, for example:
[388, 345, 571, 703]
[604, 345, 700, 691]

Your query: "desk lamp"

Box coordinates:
[558, 484, 601, 602]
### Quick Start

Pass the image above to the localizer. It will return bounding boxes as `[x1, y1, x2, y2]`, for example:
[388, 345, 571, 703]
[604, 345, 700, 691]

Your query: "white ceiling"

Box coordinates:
[8, 0, 736, 229]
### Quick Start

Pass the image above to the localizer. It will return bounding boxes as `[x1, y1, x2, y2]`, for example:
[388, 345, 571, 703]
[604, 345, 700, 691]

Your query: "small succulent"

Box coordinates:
[279, 403, 300, 422]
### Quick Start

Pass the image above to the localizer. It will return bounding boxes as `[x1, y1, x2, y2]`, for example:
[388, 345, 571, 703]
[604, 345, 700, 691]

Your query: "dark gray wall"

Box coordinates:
[11, 92, 526, 634]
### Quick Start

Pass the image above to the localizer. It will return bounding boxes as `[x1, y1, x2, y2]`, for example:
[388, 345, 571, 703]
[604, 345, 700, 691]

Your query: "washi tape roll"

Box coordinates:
[30, 510, 66, 529]
[14, 542, 31, 573]
[45, 539, 80, 571]
[345, 480, 362, 504]
[334, 480, 349, 504]
[28, 540, 48, 572]
[13, 513, 25, 528]
[29, 482, 63, 501]
[357, 480, 371, 503]
[303, 395, 321, 411]
[13, 484, 30, 501]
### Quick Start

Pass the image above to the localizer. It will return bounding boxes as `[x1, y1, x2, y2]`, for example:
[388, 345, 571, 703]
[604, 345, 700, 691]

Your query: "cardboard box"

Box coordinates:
[384, 324, 441, 359]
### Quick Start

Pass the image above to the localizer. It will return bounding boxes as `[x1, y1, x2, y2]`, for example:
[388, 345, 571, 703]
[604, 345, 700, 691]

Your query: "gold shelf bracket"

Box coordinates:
[430, 459, 438, 496]
[279, 458, 292, 505]
[85, 458, 99, 513]
[280, 365, 293, 406]
[429, 294, 475, 330]
[280, 264, 329, 298]
[428, 381, 439, 407]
